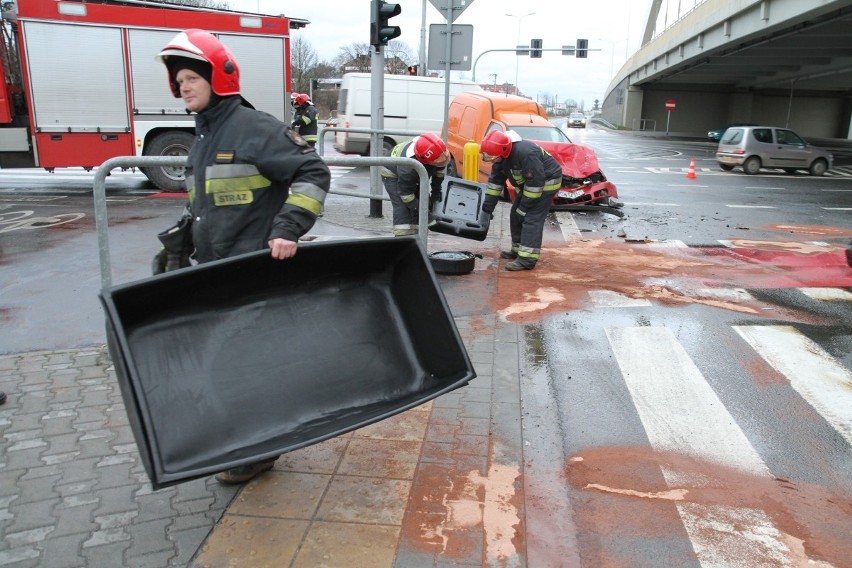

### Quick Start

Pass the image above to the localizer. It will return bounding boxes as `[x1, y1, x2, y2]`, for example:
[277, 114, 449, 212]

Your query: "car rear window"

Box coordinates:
[751, 128, 773, 143]
[720, 129, 743, 144]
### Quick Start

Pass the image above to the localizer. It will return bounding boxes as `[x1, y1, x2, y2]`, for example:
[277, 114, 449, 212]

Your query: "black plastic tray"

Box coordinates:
[100, 237, 474, 489]
[430, 176, 491, 241]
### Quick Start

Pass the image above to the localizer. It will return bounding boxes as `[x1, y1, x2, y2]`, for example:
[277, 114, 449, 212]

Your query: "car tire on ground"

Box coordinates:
[743, 156, 761, 175]
[809, 159, 828, 176]
[429, 251, 477, 275]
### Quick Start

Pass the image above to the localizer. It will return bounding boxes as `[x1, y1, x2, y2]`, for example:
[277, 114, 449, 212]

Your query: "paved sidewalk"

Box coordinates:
[1, 193, 535, 567]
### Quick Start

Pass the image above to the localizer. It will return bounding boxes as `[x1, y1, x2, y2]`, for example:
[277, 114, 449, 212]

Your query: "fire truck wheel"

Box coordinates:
[142, 131, 196, 192]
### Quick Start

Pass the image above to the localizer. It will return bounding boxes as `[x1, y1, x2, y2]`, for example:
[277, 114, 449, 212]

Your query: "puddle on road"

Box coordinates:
[492, 239, 851, 324]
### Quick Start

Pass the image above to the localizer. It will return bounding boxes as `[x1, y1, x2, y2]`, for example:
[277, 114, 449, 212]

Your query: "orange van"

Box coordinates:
[443, 91, 620, 212]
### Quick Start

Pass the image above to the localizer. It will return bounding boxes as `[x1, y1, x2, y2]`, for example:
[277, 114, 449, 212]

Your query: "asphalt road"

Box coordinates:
[1, 130, 850, 566]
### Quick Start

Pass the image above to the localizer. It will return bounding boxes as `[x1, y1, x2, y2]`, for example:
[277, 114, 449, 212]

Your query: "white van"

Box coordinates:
[333, 73, 483, 155]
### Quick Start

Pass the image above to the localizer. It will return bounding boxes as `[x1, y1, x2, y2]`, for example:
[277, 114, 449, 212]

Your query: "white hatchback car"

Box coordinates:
[716, 126, 833, 176]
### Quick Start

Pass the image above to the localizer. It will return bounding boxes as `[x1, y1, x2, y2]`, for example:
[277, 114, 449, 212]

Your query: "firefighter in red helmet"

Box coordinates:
[480, 130, 562, 271]
[290, 92, 318, 148]
[154, 29, 331, 484]
[380, 133, 449, 236]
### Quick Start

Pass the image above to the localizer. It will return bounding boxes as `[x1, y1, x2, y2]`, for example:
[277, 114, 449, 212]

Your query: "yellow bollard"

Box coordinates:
[463, 140, 480, 181]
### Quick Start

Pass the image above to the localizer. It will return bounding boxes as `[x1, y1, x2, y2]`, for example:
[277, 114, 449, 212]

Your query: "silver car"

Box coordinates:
[567, 112, 587, 128]
[716, 126, 833, 176]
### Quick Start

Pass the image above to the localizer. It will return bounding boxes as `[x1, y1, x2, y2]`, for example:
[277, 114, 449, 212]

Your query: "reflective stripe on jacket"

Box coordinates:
[186, 96, 330, 263]
[380, 141, 445, 200]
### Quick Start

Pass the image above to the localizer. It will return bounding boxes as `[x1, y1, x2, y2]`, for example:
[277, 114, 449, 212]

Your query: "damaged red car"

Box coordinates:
[444, 91, 622, 216]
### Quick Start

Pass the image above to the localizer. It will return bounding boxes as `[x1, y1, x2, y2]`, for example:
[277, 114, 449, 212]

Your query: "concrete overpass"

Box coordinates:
[601, 0, 852, 139]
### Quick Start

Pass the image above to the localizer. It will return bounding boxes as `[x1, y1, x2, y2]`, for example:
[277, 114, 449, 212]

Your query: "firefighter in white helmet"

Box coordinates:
[380, 133, 449, 237]
[154, 28, 331, 484]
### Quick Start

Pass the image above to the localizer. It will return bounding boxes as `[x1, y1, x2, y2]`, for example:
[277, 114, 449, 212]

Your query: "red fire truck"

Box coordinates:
[0, 0, 306, 191]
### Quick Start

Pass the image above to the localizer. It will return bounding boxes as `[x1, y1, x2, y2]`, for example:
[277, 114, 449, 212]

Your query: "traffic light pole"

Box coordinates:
[369, 44, 384, 218]
[471, 47, 599, 82]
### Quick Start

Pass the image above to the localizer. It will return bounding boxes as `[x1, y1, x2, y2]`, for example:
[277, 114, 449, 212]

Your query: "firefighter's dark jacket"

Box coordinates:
[292, 103, 318, 140]
[483, 139, 562, 212]
[184, 96, 330, 263]
[381, 141, 445, 200]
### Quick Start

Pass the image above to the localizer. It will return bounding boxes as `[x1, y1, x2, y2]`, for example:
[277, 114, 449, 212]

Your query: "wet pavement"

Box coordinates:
[0, 194, 534, 567]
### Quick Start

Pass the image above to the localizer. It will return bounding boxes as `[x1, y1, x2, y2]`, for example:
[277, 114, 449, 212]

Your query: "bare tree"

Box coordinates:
[333, 41, 415, 75]
[290, 35, 318, 94]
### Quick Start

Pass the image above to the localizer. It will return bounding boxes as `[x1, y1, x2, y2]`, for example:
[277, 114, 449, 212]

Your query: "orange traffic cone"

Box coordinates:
[686, 158, 697, 179]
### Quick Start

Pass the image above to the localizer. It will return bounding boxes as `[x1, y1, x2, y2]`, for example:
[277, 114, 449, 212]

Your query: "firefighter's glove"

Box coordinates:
[429, 189, 442, 209]
[481, 198, 496, 215]
[152, 216, 194, 275]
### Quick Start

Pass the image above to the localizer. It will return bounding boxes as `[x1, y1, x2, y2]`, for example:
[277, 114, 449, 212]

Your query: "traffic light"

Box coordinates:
[530, 38, 543, 58]
[370, 0, 402, 47]
[407, 65, 418, 76]
[576, 38, 588, 58]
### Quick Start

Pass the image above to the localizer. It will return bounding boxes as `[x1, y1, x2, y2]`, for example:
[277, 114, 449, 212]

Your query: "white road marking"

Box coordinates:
[798, 288, 852, 301]
[725, 205, 776, 209]
[606, 326, 821, 567]
[554, 210, 581, 240]
[588, 290, 652, 307]
[733, 325, 852, 445]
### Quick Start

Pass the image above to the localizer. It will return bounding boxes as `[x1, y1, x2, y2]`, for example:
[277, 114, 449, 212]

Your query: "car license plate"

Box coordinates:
[557, 189, 585, 200]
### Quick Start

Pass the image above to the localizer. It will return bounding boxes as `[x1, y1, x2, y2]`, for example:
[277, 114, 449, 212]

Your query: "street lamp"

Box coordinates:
[597, 38, 629, 79]
[596, 38, 616, 79]
[506, 12, 534, 94]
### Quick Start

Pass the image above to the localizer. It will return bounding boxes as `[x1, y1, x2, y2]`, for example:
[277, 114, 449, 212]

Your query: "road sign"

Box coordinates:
[427, 23, 473, 70]
[428, 0, 474, 23]
[665, 99, 677, 110]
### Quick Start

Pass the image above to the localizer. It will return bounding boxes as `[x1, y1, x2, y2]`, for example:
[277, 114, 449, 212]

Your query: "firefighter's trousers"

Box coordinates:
[382, 177, 419, 237]
[508, 188, 557, 263]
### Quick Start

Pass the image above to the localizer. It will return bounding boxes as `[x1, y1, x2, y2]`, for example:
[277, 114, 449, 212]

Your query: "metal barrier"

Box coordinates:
[315, 125, 425, 157]
[93, 154, 432, 289]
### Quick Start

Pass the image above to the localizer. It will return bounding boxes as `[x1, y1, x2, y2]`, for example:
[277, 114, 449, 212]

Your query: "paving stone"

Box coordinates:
[5, 499, 55, 534]
[43, 433, 83, 458]
[79, 540, 131, 567]
[92, 461, 136, 490]
[36, 532, 88, 568]
[91, 486, 138, 517]
[126, 549, 176, 568]
[123, 518, 172, 557]
[0, 545, 40, 567]
[51, 501, 99, 538]
[132, 490, 176, 523]
[169, 526, 213, 567]
[12, 472, 61, 505]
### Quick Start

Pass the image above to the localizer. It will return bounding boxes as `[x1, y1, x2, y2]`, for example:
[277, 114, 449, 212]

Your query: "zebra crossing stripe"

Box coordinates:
[798, 287, 852, 301]
[605, 326, 806, 566]
[733, 325, 852, 445]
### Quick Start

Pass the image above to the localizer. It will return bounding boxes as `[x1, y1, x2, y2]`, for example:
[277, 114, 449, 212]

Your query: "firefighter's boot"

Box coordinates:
[505, 258, 536, 271]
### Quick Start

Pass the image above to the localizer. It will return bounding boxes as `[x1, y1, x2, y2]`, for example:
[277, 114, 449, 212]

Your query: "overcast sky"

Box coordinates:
[226, 0, 669, 108]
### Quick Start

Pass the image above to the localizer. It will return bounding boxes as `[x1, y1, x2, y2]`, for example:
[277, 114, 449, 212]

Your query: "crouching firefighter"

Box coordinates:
[479, 130, 561, 271]
[152, 28, 330, 484]
[380, 133, 450, 237]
